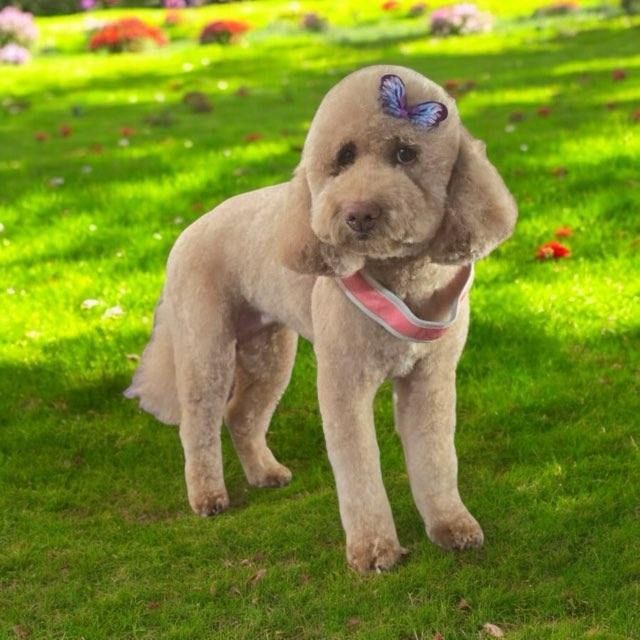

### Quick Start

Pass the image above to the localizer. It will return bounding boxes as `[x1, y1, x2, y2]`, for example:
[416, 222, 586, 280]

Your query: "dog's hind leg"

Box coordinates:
[170, 284, 237, 517]
[225, 324, 297, 488]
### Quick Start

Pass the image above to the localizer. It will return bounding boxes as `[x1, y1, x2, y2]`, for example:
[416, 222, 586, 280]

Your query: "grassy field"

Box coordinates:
[1, 1, 640, 638]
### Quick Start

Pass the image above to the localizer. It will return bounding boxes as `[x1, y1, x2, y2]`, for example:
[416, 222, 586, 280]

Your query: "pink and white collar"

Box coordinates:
[336, 264, 474, 342]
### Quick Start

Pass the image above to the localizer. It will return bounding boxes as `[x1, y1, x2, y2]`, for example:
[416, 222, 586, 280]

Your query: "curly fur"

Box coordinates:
[126, 65, 517, 573]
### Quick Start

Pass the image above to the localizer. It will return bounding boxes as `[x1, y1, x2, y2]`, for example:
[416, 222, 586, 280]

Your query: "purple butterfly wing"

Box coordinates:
[379, 74, 408, 118]
[407, 101, 448, 129]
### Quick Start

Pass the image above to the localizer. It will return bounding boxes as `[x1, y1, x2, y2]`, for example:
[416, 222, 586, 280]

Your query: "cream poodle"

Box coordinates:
[125, 65, 517, 572]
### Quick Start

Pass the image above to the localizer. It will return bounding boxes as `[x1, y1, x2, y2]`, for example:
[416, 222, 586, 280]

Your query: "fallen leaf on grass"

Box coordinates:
[433, 632, 445, 640]
[147, 601, 160, 610]
[457, 597, 471, 611]
[612, 68, 626, 81]
[346, 617, 361, 630]
[235, 85, 250, 97]
[482, 622, 505, 637]
[59, 124, 73, 137]
[126, 353, 140, 362]
[34, 131, 49, 142]
[631, 109, 640, 122]
[551, 166, 567, 177]
[536, 106, 551, 117]
[120, 126, 136, 137]
[81, 298, 101, 310]
[182, 91, 213, 113]
[103, 305, 124, 319]
[248, 568, 266, 585]
[244, 132, 263, 143]
[508, 111, 525, 122]
[554, 226, 572, 237]
[12, 625, 30, 639]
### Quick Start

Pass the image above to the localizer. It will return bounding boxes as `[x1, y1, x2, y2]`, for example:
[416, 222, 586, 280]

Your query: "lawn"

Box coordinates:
[1, 1, 639, 638]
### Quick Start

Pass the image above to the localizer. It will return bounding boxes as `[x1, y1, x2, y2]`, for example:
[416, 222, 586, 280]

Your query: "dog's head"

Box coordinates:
[278, 65, 517, 276]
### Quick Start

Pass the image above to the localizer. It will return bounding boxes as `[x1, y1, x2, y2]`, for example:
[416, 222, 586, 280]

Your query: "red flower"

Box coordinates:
[536, 241, 571, 260]
[35, 131, 49, 142]
[120, 126, 136, 137]
[59, 124, 73, 137]
[199, 20, 250, 45]
[537, 106, 552, 117]
[89, 18, 167, 53]
[244, 132, 263, 143]
[612, 69, 626, 81]
[382, 0, 400, 9]
[554, 226, 572, 237]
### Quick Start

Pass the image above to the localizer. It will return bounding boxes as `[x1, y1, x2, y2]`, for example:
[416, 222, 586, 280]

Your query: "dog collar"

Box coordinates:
[336, 264, 473, 342]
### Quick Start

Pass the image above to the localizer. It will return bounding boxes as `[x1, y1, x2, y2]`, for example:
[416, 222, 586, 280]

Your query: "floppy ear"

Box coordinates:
[276, 165, 364, 276]
[429, 128, 517, 264]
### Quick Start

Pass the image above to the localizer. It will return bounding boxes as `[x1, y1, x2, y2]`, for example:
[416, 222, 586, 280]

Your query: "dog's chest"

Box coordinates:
[384, 340, 430, 379]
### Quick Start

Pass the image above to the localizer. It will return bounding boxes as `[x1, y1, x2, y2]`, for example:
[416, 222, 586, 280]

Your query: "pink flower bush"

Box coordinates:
[0, 42, 31, 65]
[430, 3, 493, 36]
[0, 6, 37, 47]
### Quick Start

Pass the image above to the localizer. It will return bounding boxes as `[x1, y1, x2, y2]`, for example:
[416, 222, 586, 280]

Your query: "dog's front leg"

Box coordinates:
[316, 355, 405, 572]
[393, 356, 484, 551]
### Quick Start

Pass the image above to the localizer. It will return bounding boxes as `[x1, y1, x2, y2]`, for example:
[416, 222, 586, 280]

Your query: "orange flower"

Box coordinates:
[382, 0, 399, 10]
[554, 226, 572, 237]
[536, 241, 571, 260]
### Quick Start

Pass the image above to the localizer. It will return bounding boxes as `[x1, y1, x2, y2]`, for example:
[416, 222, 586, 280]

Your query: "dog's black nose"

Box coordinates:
[343, 202, 382, 236]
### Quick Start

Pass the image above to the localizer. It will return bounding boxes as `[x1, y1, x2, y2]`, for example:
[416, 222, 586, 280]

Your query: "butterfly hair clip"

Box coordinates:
[379, 74, 448, 129]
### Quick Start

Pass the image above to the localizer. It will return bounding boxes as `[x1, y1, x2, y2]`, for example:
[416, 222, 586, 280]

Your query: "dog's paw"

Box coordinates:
[248, 462, 292, 488]
[347, 536, 408, 574]
[189, 490, 230, 517]
[427, 511, 484, 550]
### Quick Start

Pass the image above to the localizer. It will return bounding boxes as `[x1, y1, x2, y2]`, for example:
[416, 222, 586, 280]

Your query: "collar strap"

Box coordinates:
[336, 264, 473, 342]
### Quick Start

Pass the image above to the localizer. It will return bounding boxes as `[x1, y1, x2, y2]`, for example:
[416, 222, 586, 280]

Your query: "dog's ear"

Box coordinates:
[277, 165, 364, 276]
[277, 164, 329, 274]
[428, 128, 517, 264]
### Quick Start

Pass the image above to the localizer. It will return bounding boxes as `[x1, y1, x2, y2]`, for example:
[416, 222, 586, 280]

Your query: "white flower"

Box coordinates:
[103, 305, 124, 319]
[173, 216, 184, 225]
[118, 138, 130, 147]
[88, 224, 97, 232]
[184, 139, 193, 149]
[520, 143, 529, 152]
[81, 165, 93, 174]
[217, 80, 228, 90]
[48, 177, 65, 187]
[6, 287, 15, 295]
[81, 298, 100, 309]
[504, 124, 515, 133]
[182, 62, 193, 72]
[154, 92, 165, 103]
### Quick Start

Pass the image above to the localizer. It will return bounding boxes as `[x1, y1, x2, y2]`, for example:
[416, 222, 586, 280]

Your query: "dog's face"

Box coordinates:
[304, 68, 460, 261]
[278, 65, 517, 276]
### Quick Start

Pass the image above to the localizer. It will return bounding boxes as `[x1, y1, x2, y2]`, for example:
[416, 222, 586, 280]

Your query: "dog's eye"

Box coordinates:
[395, 146, 418, 165]
[335, 142, 357, 171]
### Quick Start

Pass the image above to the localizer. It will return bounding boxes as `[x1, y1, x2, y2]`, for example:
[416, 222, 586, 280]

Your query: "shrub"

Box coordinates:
[430, 3, 493, 36]
[0, 5, 37, 47]
[532, 2, 579, 17]
[199, 20, 249, 45]
[300, 12, 327, 32]
[0, 1, 226, 16]
[0, 41, 30, 63]
[89, 17, 167, 52]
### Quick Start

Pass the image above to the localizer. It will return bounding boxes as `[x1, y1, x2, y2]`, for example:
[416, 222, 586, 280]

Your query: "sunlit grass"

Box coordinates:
[1, 1, 639, 639]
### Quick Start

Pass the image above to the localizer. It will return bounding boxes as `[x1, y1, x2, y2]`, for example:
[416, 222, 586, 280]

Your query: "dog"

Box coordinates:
[125, 65, 517, 573]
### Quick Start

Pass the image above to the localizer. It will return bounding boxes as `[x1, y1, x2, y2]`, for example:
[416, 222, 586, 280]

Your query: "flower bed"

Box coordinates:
[0, 6, 37, 65]
[89, 17, 167, 52]
[199, 20, 250, 45]
[430, 3, 493, 36]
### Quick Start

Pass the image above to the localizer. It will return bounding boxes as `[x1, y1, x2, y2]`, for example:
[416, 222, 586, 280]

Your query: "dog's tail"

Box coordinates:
[124, 297, 181, 425]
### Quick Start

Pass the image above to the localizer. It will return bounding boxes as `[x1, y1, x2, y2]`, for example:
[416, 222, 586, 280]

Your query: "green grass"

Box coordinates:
[1, 1, 640, 638]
